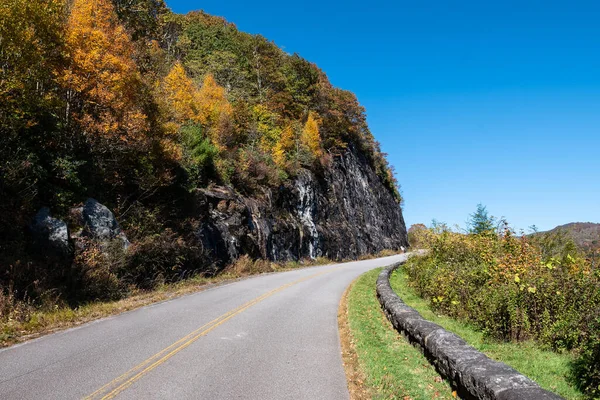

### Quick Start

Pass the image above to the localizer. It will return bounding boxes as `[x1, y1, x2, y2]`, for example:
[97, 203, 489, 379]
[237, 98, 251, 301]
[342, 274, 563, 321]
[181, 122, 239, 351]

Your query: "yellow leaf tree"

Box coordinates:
[197, 73, 233, 149]
[272, 123, 295, 168]
[301, 111, 322, 159]
[60, 0, 148, 142]
[161, 62, 200, 132]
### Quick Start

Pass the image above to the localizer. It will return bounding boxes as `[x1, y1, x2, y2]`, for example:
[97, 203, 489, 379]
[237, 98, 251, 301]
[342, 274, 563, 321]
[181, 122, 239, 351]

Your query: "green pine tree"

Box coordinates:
[468, 203, 495, 234]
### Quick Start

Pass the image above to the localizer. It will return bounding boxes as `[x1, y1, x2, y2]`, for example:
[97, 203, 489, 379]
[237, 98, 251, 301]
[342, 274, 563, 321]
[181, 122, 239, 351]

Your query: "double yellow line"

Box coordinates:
[84, 269, 333, 400]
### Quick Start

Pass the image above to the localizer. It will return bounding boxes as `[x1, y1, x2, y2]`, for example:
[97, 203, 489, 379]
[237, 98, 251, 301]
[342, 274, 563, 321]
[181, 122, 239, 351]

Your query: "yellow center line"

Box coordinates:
[83, 268, 334, 400]
[83, 297, 266, 399]
[83, 285, 284, 400]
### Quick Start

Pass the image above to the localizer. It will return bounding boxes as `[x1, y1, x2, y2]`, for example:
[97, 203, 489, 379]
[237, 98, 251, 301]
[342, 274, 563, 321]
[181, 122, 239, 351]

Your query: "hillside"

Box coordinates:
[0, 0, 407, 306]
[539, 222, 600, 257]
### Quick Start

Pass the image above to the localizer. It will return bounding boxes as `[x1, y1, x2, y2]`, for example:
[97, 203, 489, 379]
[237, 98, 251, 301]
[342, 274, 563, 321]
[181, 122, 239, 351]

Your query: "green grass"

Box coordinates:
[390, 267, 584, 400]
[347, 268, 455, 399]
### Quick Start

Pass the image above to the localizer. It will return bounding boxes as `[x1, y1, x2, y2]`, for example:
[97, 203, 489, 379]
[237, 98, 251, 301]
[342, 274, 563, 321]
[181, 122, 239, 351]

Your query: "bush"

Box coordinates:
[0, 289, 34, 329]
[404, 226, 600, 397]
[225, 255, 275, 276]
[181, 124, 219, 184]
[71, 238, 127, 302]
[573, 316, 600, 398]
[123, 229, 203, 289]
[233, 147, 282, 191]
[407, 223, 427, 248]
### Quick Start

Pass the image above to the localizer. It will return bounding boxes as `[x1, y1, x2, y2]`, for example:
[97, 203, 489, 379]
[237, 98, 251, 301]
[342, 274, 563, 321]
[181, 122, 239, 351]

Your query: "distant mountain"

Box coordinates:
[539, 222, 600, 256]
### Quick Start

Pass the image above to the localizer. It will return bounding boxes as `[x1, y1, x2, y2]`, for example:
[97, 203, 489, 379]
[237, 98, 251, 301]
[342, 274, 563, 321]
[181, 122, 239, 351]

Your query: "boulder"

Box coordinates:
[30, 207, 72, 258]
[82, 198, 130, 249]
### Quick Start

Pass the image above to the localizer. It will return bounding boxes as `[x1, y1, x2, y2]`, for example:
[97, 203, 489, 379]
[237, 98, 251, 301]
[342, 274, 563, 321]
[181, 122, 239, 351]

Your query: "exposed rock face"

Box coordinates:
[318, 145, 408, 259]
[30, 207, 72, 258]
[196, 146, 408, 265]
[81, 198, 130, 249]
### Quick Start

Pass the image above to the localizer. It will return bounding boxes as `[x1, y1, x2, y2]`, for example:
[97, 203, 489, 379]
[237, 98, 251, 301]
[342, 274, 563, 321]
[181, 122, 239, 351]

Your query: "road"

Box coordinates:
[0, 254, 407, 400]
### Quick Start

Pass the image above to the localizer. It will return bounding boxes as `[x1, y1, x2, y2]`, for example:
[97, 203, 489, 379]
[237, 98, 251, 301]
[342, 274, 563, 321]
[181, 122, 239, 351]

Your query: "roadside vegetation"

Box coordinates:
[406, 205, 600, 399]
[343, 268, 455, 400]
[391, 268, 583, 399]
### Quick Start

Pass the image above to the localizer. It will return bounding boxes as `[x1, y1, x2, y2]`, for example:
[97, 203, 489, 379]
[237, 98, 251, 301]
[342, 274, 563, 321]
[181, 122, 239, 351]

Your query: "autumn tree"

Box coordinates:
[0, 0, 66, 131]
[196, 73, 234, 149]
[197, 74, 232, 124]
[272, 123, 295, 168]
[0, 0, 69, 248]
[301, 111, 323, 160]
[161, 62, 200, 130]
[60, 0, 148, 143]
[250, 104, 281, 154]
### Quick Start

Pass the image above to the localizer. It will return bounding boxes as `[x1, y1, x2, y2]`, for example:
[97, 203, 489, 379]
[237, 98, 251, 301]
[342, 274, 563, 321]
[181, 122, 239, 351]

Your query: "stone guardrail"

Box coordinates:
[376, 262, 563, 400]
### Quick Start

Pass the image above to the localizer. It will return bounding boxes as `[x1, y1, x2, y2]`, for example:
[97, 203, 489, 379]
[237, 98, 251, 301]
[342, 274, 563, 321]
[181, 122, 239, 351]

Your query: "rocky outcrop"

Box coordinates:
[31, 199, 129, 259]
[318, 145, 408, 259]
[376, 262, 563, 400]
[195, 145, 408, 265]
[79, 198, 130, 249]
[30, 208, 72, 258]
[28, 148, 405, 266]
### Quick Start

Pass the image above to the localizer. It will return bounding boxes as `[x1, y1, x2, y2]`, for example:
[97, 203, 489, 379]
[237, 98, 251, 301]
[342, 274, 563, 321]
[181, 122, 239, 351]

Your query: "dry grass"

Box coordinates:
[357, 249, 404, 261]
[0, 274, 237, 347]
[339, 278, 372, 400]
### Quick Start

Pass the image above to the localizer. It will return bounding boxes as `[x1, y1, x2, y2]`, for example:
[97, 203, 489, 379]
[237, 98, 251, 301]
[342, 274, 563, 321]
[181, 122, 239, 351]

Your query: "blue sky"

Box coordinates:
[167, 0, 600, 232]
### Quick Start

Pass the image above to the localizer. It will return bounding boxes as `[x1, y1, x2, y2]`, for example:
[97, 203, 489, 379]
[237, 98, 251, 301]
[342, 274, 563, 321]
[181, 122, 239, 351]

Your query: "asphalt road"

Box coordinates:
[0, 254, 407, 400]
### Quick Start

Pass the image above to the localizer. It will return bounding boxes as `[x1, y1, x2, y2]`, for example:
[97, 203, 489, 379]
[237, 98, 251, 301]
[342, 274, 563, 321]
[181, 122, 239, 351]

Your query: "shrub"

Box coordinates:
[71, 238, 126, 302]
[233, 147, 282, 191]
[573, 315, 600, 398]
[404, 226, 600, 397]
[407, 223, 428, 248]
[123, 229, 202, 289]
[0, 289, 34, 328]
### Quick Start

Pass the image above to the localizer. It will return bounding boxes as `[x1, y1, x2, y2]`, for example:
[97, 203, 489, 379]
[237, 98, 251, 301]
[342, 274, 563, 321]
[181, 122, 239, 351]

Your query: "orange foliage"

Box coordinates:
[60, 0, 148, 141]
[197, 74, 232, 124]
[160, 68, 233, 150]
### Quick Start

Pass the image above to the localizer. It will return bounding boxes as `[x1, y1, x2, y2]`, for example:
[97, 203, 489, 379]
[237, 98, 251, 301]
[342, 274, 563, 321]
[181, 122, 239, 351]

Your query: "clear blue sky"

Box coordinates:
[167, 0, 600, 232]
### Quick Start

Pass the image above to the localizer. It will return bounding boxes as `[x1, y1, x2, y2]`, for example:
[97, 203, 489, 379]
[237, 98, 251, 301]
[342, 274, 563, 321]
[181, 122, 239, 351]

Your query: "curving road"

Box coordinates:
[0, 254, 407, 400]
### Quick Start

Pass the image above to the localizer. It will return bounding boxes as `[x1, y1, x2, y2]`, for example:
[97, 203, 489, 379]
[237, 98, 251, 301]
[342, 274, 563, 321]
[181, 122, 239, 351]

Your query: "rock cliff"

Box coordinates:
[196, 145, 408, 266]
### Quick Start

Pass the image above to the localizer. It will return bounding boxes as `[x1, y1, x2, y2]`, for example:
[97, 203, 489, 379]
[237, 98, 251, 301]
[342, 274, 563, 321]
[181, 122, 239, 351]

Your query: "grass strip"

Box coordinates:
[346, 268, 455, 399]
[390, 267, 583, 400]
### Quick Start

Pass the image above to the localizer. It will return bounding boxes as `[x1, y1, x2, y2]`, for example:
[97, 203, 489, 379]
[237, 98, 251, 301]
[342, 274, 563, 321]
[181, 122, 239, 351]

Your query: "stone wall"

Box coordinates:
[376, 262, 563, 400]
